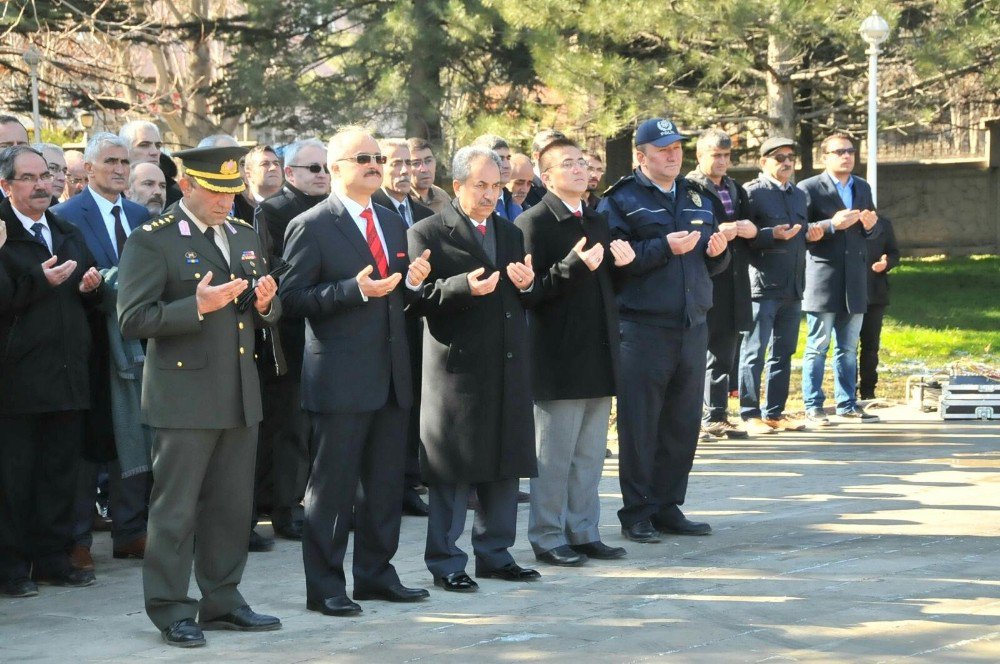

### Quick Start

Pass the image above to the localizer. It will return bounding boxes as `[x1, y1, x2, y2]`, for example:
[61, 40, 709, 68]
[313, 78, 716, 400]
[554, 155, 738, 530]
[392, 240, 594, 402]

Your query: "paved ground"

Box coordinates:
[1, 406, 998, 663]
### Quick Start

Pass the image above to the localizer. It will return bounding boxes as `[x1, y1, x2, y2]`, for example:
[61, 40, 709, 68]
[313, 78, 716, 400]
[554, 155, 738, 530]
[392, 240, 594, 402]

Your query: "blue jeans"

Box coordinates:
[739, 299, 801, 420]
[801, 312, 864, 413]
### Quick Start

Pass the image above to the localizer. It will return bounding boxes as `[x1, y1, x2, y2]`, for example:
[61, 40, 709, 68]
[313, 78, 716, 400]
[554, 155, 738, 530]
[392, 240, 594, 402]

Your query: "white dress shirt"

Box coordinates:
[89, 187, 129, 258]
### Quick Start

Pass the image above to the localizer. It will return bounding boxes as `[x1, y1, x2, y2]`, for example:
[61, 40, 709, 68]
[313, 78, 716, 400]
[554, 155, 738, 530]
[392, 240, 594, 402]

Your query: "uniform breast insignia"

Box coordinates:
[185, 251, 200, 264]
[690, 191, 702, 208]
[241, 250, 256, 261]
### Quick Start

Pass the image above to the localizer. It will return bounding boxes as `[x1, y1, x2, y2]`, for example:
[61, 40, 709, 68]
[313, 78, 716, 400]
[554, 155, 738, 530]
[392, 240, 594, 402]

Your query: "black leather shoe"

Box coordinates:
[161, 618, 206, 648]
[248, 529, 274, 552]
[273, 520, 303, 540]
[32, 568, 95, 587]
[200, 605, 281, 631]
[621, 520, 661, 544]
[1, 577, 39, 597]
[476, 562, 541, 582]
[354, 582, 429, 602]
[433, 572, 479, 592]
[535, 545, 587, 567]
[652, 514, 712, 536]
[402, 490, 430, 517]
[571, 541, 627, 560]
[306, 596, 362, 616]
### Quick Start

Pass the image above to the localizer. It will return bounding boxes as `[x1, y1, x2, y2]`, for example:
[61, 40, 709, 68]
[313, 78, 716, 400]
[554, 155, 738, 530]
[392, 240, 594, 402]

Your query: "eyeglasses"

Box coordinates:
[825, 147, 857, 157]
[769, 153, 797, 164]
[336, 153, 387, 165]
[10, 172, 54, 184]
[288, 163, 330, 174]
[47, 164, 69, 175]
[546, 158, 589, 172]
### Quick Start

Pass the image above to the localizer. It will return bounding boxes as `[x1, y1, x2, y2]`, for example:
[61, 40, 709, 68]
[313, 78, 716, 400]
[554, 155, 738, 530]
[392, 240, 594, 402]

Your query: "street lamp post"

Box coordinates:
[21, 45, 43, 142]
[859, 10, 890, 206]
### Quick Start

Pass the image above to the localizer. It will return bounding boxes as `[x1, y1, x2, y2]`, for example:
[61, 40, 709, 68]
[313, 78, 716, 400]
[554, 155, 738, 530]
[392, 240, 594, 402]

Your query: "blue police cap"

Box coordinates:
[634, 118, 685, 148]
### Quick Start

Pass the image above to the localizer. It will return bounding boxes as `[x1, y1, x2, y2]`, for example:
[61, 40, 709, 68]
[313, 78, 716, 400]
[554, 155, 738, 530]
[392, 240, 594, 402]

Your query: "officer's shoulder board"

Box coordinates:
[142, 213, 178, 232]
[227, 215, 255, 230]
[601, 174, 636, 198]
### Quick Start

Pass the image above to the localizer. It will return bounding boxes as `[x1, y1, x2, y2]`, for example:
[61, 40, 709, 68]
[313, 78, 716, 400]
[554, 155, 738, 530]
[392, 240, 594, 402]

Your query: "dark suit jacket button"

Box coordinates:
[506, 352, 513, 359]
[505, 312, 512, 319]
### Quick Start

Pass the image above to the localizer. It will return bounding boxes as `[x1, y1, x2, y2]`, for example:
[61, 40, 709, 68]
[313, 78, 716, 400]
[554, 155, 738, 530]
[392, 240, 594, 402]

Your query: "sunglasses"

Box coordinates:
[288, 163, 330, 174]
[826, 148, 857, 157]
[769, 153, 797, 164]
[337, 153, 388, 165]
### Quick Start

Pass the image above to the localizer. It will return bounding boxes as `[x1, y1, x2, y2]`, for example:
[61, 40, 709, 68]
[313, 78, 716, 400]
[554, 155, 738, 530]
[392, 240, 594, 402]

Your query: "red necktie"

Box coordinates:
[476, 222, 487, 237]
[572, 210, 582, 218]
[360, 208, 388, 278]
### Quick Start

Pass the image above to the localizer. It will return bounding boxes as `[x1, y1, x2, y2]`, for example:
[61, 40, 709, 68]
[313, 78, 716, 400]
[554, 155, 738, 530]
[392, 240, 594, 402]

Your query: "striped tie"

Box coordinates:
[360, 207, 388, 278]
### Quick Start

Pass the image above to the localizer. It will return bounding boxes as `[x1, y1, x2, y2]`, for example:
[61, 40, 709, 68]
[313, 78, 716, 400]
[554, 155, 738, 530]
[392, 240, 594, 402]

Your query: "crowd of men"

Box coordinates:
[0, 112, 898, 648]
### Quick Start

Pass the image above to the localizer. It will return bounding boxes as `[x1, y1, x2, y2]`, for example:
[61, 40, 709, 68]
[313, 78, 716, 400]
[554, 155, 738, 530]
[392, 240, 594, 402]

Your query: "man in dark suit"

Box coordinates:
[522, 129, 566, 210]
[373, 138, 434, 518]
[685, 128, 756, 440]
[52, 132, 152, 570]
[599, 118, 730, 544]
[408, 145, 540, 592]
[516, 137, 634, 567]
[0, 145, 104, 597]
[859, 216, 899, 400]
[798, 133, 881, 425]
[117, 146, 282, 647]
[280, 128, 432, 618]
[253, 139, 330, 543]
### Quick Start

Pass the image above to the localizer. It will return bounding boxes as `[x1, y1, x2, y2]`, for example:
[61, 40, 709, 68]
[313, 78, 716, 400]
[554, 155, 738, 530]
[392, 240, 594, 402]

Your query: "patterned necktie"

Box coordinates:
[476, 222, 487, 237]
[112, 205, 128, 258]
[360, 208, 388, 277]
[30, 222, 48, 251]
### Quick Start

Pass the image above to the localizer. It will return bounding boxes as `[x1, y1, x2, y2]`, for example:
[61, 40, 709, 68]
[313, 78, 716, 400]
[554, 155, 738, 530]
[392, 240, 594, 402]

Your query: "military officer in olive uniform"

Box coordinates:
[117, 146, 282, 648]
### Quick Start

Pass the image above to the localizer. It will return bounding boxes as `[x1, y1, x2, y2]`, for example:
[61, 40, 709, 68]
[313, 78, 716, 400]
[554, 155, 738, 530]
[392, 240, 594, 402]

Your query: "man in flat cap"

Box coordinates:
[598, 118, 729, 545]
[117, 146, 282, 647]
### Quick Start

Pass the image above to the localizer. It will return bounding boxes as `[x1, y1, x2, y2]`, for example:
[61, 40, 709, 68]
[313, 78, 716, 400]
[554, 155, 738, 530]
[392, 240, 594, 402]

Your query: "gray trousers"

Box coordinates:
[528, 398, 611, 553]
[425, 479, 517, 578]
[143, 426, 257, 630]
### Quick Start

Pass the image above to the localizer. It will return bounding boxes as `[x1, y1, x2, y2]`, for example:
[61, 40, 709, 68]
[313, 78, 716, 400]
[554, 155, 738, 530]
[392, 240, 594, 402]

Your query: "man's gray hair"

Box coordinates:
[197, 134, 240, 148]
[32, 142, 64, 157]
[284, 138, 326, 167]
[119, 120, 161, 146]
[452, 145, 501, 182]
[473, 134, 509, 151]
[696, 128, 733, 154]
[0, 145, 44, 181]
[83, 132, 129, 163]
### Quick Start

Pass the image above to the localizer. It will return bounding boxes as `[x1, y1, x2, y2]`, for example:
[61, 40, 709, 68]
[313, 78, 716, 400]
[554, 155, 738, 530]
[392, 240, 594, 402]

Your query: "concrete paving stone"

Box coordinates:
[1, 407, 998, 662]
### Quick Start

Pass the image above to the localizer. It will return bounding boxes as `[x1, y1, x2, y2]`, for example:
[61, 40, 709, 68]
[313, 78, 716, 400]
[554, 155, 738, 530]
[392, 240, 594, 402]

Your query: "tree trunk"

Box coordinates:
[406, 0, 446, 146]
[766, 29, 796, 140]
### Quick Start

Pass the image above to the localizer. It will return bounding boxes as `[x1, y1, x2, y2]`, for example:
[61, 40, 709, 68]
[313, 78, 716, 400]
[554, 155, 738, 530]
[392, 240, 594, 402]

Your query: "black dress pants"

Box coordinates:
[0, 411, 84, 582]
[859, 304, 887, 399]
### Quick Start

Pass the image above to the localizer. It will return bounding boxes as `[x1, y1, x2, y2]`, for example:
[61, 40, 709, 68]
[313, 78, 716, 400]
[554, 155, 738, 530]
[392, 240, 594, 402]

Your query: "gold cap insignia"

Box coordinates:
[220, 159, 239, 176]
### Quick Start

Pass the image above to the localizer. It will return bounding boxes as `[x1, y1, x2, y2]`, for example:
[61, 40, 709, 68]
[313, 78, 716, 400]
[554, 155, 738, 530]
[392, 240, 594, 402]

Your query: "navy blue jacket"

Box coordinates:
[51, 188, 150, 269]
[600, 169, 729, 329]
[798, 173, 880, 314]
[743, 175, 809, 301]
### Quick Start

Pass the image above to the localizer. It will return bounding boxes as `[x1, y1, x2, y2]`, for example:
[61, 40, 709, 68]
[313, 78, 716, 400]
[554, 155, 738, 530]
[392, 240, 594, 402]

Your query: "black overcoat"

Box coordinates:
[407, 201, 538, 484]
[514, 191, 619, 401]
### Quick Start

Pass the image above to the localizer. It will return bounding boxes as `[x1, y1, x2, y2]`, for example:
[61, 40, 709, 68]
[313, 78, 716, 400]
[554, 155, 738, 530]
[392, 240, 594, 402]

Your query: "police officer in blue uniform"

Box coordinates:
[599, 119, 730, 544]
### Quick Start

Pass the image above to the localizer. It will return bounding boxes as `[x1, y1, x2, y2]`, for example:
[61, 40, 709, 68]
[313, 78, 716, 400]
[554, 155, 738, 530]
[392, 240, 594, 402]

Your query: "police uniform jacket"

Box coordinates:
[116, 205, 281, 429]
[407, 201, 538, 485]
[743, 175, 809, 301]
[798, 173, 880, 314]
[599, 169, 729, 329]
[515, 190, 619, 401]
[686, 169, 754, 331]
[0, 199, 106, 415]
